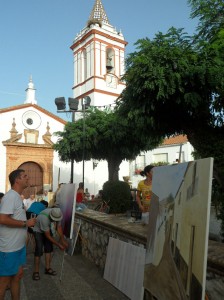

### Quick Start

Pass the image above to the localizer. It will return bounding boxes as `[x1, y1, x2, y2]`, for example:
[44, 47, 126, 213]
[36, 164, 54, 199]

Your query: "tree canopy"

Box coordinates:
[117, 0, 224, 192]
[54, 108, 161, 181]
[189, 0, 224, 39]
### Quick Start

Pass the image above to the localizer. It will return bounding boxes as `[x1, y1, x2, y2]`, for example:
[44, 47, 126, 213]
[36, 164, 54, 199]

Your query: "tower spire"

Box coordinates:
[87, 0, 110, 27]
[24, 75, 37, 105]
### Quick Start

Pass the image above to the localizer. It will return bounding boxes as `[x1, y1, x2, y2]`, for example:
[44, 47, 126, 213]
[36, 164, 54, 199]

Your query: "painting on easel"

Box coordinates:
[144, 158, 213, 300]
[56, 183, 77, 239]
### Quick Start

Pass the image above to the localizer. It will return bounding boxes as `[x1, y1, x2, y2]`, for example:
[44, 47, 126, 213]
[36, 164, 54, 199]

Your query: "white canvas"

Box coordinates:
[104, 237, 145, 300]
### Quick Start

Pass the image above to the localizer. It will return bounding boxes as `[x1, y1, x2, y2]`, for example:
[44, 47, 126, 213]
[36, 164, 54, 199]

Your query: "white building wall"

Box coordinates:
[124, 142, 195, 190]
[149, 142, 194, 164]
[71, 159, 130, 197]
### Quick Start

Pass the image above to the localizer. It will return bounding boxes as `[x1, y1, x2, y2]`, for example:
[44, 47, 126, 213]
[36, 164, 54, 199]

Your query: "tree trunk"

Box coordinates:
[108, 158, 122, 181]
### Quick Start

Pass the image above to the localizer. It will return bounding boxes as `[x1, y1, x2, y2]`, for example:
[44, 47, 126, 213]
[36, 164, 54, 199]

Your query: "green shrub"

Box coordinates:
[102, 181, 132, 214]
[153, 161, 169, 166]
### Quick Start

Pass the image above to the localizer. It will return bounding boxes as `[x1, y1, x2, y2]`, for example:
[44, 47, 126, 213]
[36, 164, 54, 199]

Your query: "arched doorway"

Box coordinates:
[19, 162, 43, 198]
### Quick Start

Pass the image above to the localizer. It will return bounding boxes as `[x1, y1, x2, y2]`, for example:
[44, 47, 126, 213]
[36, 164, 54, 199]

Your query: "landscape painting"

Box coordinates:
[144, 158, 213, 300]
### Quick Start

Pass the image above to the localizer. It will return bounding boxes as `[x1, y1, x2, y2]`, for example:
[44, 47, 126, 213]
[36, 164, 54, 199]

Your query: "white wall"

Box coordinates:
[125, 142, 194, 189]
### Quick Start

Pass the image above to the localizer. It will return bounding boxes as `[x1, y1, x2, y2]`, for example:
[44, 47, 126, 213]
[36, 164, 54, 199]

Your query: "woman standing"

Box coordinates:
[76, 182, 85, 203]
[136, 165, 154, 212]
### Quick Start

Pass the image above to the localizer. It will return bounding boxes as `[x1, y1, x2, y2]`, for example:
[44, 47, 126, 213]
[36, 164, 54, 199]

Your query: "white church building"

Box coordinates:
[0, 0, 194, 197]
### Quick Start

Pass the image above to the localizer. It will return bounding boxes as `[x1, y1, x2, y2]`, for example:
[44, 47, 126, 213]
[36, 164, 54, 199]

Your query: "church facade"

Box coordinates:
[0, 78, 69, 198]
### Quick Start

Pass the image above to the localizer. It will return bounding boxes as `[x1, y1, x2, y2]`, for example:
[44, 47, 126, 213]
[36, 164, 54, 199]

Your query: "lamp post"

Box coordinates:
[70, 111, 75, 183]
[81, 96, 91, 189]
[82, 99, 85, 187]
[55, 96, 91, 186]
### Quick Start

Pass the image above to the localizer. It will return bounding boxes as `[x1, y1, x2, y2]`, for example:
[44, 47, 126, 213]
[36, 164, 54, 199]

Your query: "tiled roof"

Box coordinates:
[162, 134, 188, 146]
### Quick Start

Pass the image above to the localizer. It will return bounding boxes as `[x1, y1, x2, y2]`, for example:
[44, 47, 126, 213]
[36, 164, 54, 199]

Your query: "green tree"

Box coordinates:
[117, 16, 224, 188]
[117, 0, 224, 235]
[189, 0, 224, 39]
[54, 108, 161, 181]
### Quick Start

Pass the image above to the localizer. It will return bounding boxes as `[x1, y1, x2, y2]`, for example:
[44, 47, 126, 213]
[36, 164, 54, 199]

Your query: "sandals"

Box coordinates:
[32, 268, 56, 280]
[45, 268, 57, 276]
[32, 272, 40, 281]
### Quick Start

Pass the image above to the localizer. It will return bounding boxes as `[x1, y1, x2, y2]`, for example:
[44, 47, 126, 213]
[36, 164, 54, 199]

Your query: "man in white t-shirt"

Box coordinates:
[0, 169, 36, 299]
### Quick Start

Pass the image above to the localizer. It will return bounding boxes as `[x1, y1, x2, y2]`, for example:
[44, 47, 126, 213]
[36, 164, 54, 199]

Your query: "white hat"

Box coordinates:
[50, 208, 63, 221]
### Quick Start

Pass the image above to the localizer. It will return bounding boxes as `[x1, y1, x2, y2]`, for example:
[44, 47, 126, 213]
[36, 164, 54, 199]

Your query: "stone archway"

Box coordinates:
[19, 161, 43, 198]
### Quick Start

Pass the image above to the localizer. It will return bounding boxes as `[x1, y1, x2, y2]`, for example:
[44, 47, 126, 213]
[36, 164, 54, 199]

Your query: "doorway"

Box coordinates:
[19, 162, 43, 198]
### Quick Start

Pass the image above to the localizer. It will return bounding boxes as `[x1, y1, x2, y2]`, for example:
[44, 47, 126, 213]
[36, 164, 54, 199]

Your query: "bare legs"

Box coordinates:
[0, 266, 23, 300]
[34, 252, 52, 273]
[34, 256, 40, 273]
[45, 253, 52, 270]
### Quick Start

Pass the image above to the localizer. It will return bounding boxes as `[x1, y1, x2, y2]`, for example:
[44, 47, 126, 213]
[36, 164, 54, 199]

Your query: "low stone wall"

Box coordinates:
[209, 206, 222, 241]
[75, 209, 147, 270]
[75, 208, 224, 276]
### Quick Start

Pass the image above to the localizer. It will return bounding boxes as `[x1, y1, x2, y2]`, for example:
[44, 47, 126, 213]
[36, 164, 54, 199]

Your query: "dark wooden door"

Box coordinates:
[18, 162, 43, 198]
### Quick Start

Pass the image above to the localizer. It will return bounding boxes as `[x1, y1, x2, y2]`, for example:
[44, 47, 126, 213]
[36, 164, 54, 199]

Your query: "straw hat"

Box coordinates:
[50, 208, 63, 221]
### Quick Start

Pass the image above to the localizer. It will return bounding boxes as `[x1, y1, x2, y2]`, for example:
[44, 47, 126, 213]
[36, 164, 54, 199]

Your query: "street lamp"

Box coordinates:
[55, 96, 91, 187]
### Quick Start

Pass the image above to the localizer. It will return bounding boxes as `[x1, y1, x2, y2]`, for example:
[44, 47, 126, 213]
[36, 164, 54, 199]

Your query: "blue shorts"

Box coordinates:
[0, 246, 26, 276]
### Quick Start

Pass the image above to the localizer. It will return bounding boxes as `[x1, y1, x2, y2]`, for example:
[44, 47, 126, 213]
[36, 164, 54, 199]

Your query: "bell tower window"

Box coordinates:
[106, 48, 114, 73]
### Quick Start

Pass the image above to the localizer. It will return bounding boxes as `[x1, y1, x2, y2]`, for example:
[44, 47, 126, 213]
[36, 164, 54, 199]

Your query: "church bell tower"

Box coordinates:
[70, 0, 127, 107]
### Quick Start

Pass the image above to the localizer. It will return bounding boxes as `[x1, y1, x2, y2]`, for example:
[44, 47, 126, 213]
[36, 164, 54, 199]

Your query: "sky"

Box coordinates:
[0, 0, 198, 120]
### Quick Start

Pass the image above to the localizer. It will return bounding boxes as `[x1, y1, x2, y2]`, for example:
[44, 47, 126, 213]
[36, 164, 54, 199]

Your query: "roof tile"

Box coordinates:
[162, 134, 188, 146]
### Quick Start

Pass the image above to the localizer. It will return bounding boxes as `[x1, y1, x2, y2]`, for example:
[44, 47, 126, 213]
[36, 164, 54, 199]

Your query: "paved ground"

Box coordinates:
[206, 272, 224, 300]
[4, 241, 224, 300]
[5, 247, 128, 300]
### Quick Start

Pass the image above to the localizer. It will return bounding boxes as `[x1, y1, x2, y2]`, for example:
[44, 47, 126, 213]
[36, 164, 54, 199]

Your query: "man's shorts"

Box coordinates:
[33, 232, 53, 256]
[0, 246, 26, 276]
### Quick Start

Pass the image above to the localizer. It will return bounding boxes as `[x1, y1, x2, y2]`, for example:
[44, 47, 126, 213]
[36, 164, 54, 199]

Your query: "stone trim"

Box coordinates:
[4, 144, 53, 192]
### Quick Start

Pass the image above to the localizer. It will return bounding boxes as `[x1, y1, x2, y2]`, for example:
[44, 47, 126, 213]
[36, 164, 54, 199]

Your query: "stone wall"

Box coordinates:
[209, 206, 222, 241]
[75, 207, 223, 272]
[75, 209, 147, 270]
